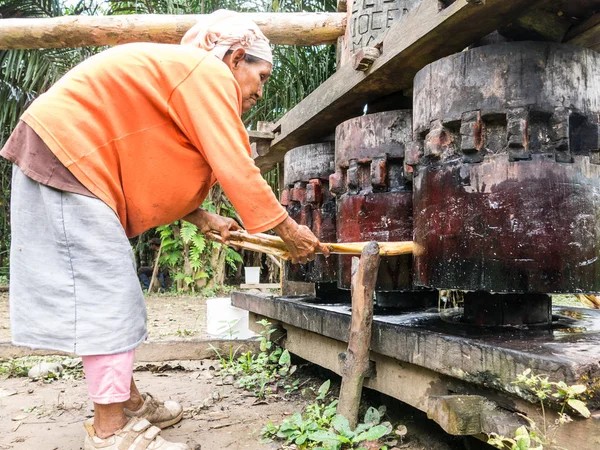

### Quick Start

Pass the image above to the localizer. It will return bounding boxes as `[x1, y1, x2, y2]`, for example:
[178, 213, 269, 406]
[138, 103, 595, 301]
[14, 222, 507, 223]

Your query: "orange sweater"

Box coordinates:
[22, 43, 286, 237]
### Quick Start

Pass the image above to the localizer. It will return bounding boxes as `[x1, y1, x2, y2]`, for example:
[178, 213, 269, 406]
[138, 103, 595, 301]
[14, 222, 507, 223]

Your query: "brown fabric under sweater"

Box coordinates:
[0, 121, 96, 198]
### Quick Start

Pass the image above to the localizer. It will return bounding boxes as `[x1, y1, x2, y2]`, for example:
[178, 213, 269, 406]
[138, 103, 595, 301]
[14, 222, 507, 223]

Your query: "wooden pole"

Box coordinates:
[148, 241, 163, 294]
[337, 241, 381, 429]
[0, 12, 346, 50]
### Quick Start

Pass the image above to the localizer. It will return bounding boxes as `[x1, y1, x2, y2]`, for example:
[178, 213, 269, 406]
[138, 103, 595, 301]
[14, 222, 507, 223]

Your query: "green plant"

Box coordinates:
[487, 369, 591, 450]
[208, 318, 243, 367]
[175, 328, 197, 337]
[211, 319, 296, 399]
[0, 356, 84, 382]
[263, 381, 393, 450]
[156, 199, 243, 293]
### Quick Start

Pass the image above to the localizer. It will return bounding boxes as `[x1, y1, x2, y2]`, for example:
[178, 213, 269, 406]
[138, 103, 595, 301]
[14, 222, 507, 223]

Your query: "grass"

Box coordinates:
[0, 355, 84, 381]
[145, 284, 237, 299]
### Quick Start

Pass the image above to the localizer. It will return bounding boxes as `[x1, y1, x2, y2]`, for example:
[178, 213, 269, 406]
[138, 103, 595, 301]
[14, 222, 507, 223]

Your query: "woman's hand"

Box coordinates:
[183, 209, 242, 243]
[273, 216, 330, 264]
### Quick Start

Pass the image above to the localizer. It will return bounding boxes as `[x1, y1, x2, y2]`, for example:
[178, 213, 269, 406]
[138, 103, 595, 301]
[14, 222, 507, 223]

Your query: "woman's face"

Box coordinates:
[225, 49, 272, 113]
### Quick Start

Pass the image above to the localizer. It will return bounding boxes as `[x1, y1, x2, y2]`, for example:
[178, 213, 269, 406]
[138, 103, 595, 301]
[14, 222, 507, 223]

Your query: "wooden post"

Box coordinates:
[337, 241, 380, 428]
[0, 12, 346, 50]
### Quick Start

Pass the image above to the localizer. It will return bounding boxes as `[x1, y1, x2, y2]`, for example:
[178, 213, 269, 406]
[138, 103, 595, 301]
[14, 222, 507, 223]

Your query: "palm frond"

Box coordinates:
[0, 0, 62, 18]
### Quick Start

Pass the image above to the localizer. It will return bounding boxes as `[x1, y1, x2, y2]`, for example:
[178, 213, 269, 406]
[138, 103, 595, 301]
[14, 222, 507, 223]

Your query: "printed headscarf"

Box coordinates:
[181, 10, 273, 65]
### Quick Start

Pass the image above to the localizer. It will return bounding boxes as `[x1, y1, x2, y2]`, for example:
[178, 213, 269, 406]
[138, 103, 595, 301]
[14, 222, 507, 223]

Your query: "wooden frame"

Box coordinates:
[254, 0, 547, 172]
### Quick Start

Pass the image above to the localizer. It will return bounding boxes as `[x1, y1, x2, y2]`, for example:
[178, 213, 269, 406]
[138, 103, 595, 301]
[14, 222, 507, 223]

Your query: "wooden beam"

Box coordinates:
[254, 0, 546, 172]
[0, 12, 346, 49]
[248, 127, 276, 158]
[565, 13, 600, 51]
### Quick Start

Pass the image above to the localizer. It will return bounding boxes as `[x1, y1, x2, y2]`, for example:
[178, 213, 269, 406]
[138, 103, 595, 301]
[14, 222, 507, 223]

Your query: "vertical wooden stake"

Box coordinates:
[337, 241, 381, 428]
[148, 241, 163, 294]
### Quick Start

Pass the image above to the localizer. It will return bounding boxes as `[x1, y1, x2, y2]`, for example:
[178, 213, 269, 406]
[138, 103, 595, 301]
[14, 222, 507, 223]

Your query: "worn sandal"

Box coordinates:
[124, 393, 184, 429]
[84, 417, 189, 450]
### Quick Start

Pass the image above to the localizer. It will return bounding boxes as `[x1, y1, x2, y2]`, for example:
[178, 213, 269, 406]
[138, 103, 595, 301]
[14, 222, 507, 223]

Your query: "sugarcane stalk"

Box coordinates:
[207, 230, 415, 260]
[328, 241, 414, 257]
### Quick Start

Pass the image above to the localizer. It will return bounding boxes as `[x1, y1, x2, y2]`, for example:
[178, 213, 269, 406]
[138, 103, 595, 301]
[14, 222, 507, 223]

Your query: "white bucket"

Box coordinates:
[244, 266, 261, 284]
[206, 297, 256, 339]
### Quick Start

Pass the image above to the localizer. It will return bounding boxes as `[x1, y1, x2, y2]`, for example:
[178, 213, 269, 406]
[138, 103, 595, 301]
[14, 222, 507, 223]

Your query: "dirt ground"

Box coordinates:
[0, 292, 215, 342]
[0, 359, 321, 450]
[0, 360, 477, 450]
[0, 292, 487, 450]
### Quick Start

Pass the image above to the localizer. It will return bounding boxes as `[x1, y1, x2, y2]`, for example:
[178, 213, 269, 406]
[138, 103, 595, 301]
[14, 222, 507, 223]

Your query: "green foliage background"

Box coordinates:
[0, 0, 336, 284]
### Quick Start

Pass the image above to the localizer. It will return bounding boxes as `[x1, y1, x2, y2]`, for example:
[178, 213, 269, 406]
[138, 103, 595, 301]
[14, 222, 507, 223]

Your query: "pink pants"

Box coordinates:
[82, 350, 135, 404]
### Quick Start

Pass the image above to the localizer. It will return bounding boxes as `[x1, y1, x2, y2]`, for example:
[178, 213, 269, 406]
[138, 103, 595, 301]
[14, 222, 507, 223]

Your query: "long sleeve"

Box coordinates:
[168, 56, 287, 234]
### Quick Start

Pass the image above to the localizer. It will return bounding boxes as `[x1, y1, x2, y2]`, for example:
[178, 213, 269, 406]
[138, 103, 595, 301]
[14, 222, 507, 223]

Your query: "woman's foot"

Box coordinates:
[123, 393, 184, 429]
[84, 417, 189, 450]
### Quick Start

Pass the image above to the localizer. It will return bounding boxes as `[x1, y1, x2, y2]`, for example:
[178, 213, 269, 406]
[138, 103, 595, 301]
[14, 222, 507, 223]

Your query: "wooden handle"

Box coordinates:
[207, 230, 415, 260]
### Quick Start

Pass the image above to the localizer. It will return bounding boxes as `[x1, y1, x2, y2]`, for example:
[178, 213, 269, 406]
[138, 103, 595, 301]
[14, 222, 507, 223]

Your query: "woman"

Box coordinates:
[1, 10, 328, 450]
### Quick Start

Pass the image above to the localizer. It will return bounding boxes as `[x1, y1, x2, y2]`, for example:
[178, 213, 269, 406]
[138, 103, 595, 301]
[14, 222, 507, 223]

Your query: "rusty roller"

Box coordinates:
[281, 142, 339, 298]
[409, 42, 600, 326]
[332, 110, 437, 308]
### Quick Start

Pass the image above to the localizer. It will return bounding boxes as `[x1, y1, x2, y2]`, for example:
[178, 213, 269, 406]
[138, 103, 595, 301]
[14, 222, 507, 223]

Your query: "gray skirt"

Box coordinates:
[9, 166, 147, 355]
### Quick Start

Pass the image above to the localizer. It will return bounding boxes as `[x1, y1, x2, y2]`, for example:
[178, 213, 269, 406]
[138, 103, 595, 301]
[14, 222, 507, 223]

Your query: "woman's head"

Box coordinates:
[222, 48, 271, 113]
[181, 10, 273, 113]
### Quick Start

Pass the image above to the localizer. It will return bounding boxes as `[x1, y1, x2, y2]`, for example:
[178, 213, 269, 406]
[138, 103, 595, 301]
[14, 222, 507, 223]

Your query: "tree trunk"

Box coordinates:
[148, 241, 163, 294]
[266, 254, 281, 283]
[208, 250, 227, 289]
[182, 241, 193, 293]
[204, 186, 226, 290]
[0, 13, 346, 50]
[171, 223, 186, 292]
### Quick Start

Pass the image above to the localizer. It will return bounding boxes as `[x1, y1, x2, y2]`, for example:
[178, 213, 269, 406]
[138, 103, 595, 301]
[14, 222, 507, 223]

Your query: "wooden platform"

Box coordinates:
[238, 283, 281, 293]
[255, 0, 546, 171]
[232, 291, 600, 446]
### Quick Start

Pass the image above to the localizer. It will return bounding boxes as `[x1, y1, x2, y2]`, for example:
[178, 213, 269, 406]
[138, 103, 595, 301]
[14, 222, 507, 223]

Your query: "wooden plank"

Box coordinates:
[239, 283, 280, 289]
[271, 320, 598, 450]
[0, 339, 260, 361]
[254, 0, 546, 172]
[232, 292, 600, 410]
[248, 129, 276, 157]
[565, 13, 600, 51]
[0, 12, 346, 49]
[427, 396, 486, 436]
[248, 130, 276, 141]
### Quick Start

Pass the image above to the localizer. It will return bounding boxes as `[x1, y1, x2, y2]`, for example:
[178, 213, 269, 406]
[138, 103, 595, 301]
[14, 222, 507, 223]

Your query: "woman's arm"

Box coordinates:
[184, 209, 330, 264]
[272, 216, 330, 264]
[183, 208, 241, 243]
[169, 58, 325, 261]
